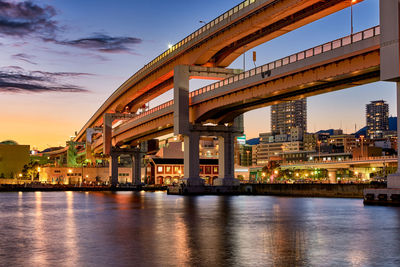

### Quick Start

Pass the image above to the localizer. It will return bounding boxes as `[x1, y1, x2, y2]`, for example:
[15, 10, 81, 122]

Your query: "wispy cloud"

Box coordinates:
[0, 1, 142, 54]
[50, 34, 142, 54]
[0, 0, 58, 38]
[12, 53, 37, 65]
[0, 66, 91, 93]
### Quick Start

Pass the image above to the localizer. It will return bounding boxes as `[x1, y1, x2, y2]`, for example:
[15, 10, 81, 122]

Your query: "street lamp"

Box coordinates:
[350, 0, 357, 40]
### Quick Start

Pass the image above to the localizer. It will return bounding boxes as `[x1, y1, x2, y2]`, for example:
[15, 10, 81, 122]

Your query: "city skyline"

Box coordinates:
[0, 0, 394, 149]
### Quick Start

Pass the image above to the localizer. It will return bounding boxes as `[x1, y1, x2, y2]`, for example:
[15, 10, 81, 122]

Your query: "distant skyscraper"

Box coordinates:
[366, 100, 389, 139]
[271, 99, 307, 135]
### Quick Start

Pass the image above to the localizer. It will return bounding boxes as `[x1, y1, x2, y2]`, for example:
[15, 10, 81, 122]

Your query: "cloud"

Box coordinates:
[48, 34, 142, 54]
[0, 0, 58, 37]
[12, 53, 37, 65]
[0, 1, 142, 55]
[0, 66, 90, 93]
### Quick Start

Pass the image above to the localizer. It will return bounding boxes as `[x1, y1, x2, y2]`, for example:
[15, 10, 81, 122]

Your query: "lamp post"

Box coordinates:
[350, 0, 357, 41]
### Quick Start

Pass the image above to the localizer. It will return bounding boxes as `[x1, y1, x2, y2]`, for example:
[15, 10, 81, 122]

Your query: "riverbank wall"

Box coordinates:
[240, 183, 386, 198]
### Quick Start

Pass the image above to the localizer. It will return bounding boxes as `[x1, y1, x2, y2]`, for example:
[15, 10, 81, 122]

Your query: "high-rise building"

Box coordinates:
[366, 100, 389, 139]
[271, 99, 307, 136]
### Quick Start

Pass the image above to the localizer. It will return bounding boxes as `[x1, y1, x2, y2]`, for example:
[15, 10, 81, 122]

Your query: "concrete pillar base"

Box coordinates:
[213, 178, 240, 186]
[181, 177, 205, 186]
[387, 173, 400, 188]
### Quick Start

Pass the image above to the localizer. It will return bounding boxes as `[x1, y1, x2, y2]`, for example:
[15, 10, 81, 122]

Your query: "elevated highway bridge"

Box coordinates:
[90, 26, 380, 151]
[49, 0, 400, 188]
[74, 0, 360, 143]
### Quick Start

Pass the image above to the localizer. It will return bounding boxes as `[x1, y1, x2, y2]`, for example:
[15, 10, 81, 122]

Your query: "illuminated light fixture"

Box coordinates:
[37, 167, 41, 172]
[86, 175, 89, 178]
[18, 173, 22, 177]
[168, 44, 173, 49]
[274, 170, 278, 174]
[351, 0, 357, 3]
[68, 169, 72, 173]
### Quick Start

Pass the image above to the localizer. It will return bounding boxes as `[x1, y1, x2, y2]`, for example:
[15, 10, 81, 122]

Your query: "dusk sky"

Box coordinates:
[0, 0, 392, 149]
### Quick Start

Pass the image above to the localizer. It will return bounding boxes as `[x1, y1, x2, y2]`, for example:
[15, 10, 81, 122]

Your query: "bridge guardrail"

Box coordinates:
[190, 25, 380, 98]
[282, 155, 396, 166]
[137, 0, 259, 79]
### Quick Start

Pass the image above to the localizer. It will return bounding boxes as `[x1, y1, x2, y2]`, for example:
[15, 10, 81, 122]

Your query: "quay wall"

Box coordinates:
[240, 183, 386, 198]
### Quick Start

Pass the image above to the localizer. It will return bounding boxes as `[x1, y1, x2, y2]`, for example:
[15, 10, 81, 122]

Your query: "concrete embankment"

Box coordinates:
[240, 183, 386, 198]
[0, 185, 167, 192]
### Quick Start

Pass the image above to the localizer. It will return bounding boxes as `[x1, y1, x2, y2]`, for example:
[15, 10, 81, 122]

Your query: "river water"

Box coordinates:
[0, 191, 399, 267]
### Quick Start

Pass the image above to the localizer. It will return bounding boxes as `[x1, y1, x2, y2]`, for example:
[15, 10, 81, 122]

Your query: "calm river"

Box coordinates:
[0, 191, 399, 266]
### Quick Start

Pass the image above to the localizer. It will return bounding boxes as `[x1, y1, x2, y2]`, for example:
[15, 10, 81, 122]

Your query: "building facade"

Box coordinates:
[366, 100, 389, 139]
[271, 99, 307, 135]
[0, 141, 30, 179]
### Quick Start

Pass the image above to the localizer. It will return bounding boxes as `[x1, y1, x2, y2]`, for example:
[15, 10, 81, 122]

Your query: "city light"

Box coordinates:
[168, 43, 172, 49]
[68, 169, 72, 173]
[37, 167, 41, 172]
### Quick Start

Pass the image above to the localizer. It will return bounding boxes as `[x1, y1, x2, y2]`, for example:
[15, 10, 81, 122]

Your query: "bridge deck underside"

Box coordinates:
[92, 42, 380, 152]
[76, 0, 356, 143]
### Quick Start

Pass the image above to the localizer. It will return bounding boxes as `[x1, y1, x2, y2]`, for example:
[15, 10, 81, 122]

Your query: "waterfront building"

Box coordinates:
[328, 134, 357, 153]
[147, 158, 219, 185]
[304, 133, 318, 151]
[281, 151, 313, 163]
[0, 140, 30, 179]
[239, 144, 252, 166]
[271, 99, 307, 135]
[366, 100, 389, 139]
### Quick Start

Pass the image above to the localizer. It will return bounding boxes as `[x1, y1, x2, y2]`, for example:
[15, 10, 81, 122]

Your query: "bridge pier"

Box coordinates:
[110, 152, 119, 187]
[109, 147, 144, 187]
[327, 169, 337, 184]
[131, 150, 141, 185]
[173, 65, 243, 188]
[182, 131, 204, 186]
[380, 0, 400, 189]
[214, 131, 239, 186]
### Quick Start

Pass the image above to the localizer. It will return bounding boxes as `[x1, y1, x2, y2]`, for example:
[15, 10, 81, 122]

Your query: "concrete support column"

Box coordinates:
[387, 82, 400, 188]
[173, 65, 190, 135]
[132, 151, 141, 185]
[110, 154, 119, 187]
[214, 132, 239, 186]
[103, 114, 113, 155]
[183, 131, 204, 186]
[380, 0, 400, 188]
[328, 170, 337, 184]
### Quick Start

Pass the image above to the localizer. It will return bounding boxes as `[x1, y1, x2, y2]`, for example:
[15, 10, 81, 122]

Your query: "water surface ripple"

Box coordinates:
[0, 191, 399, 266]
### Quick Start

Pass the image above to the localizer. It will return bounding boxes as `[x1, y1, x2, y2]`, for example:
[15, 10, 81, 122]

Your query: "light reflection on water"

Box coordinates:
[0, 192, 400, 266]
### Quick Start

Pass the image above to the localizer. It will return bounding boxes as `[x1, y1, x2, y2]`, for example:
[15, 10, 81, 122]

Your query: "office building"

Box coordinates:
[271, 99, 307, 135]
[366, 100, 389, 139]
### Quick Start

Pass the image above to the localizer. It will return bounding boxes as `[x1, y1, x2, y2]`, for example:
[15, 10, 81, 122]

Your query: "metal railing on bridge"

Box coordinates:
[190, 25, 380, 98]
[282, 155, 396, 166]
[133, 0, 259, 80]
